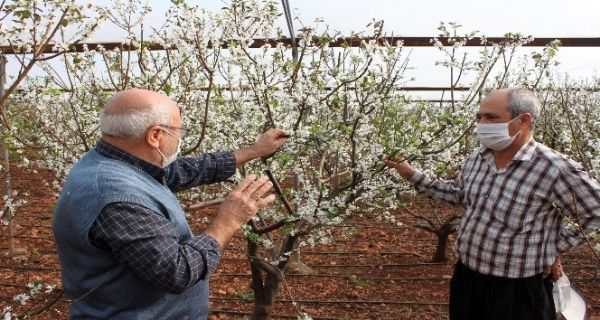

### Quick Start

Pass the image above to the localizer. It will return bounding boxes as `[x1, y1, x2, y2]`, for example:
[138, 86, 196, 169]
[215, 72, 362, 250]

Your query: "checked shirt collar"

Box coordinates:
[96, 139, 167, 185]
[478, 138, 537, 167]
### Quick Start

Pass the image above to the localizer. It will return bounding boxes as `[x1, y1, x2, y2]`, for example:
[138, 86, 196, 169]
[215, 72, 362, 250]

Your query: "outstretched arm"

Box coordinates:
[89, 175, 276, 294]
[165, 128, 288, 191]
[233, 128, 289, 167]
[384, 155, 465, 206]
[203, 175, 276, 249]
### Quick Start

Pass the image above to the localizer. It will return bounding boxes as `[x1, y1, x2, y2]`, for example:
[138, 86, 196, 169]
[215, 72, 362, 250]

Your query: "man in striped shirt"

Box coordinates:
[385, 87, 600, 320]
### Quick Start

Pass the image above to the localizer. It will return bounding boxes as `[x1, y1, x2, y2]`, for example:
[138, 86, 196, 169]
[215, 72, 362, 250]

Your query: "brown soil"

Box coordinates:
[1, 164, 599, 320]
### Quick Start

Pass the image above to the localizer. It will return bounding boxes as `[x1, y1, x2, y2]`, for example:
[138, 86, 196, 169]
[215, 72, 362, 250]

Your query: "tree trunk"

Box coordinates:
[248, 237, 283, 320]
[431, 231, 450, 263]
[248, 226, 303, 319]
[250, 265, 282, 320]
[0, 56, 23, 258]
[251, 304, 270, 320]
[284, 245, 315, 275]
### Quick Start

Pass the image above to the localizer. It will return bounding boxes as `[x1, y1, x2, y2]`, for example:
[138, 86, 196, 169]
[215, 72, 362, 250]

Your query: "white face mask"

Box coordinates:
[156, 128, 181, 167]
[475, 116, 522, 151]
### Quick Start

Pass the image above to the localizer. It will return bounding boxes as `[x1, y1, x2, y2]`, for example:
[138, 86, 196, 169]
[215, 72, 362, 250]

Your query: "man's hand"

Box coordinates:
[543, 257, 563, 282]
[383, 154, 415, 180]
[253, 128, 289, 159]
[219, 175, 276, 225]
[204, 175, 277, 249]
[234, 129, 289, 167]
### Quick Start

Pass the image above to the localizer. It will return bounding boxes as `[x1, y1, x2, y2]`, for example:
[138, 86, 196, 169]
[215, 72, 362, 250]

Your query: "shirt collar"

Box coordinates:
[95, 139, 166, 183]
[478, 138, 537, 162]
[512, 138, 537, 161]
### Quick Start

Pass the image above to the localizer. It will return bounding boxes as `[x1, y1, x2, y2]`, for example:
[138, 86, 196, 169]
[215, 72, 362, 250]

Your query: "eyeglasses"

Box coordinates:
[159, 124, 189, 138]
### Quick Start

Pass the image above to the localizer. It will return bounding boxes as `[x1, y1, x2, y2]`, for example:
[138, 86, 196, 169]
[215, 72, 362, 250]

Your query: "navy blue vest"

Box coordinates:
[53, 149, 209, 319]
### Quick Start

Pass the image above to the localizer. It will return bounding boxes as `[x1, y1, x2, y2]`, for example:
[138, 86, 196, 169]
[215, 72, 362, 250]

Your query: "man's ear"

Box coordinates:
[520, 113, 533, 128]
[146, 125, 163, 148]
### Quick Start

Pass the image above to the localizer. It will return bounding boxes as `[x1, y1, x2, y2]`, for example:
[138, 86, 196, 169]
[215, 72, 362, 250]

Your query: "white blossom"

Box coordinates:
[13, 294, 30, 306]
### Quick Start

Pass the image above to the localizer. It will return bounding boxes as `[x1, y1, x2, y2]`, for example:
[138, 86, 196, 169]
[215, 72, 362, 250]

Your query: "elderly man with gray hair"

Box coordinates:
[53, 88, 288, 319]
[384, 88, 600, 320]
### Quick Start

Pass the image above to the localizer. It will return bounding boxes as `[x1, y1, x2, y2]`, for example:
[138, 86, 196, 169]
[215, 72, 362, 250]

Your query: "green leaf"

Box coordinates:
[326, 207, 339, 219]
[163, 84, 173, 95]
[15, 10, 31, 19]
[281, 225, 296, 236]
[246, 232, 261, 244]
[331, 95, 341, 108]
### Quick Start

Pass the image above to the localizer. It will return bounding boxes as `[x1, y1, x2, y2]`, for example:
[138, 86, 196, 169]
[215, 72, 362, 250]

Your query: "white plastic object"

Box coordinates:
[552, 275, 587, 320]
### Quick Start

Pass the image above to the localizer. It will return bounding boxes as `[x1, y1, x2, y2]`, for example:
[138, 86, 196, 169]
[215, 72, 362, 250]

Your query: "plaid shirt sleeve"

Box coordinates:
[552, 159, 600, 253]
[89, 203, 222, 294]
[165, 151, 236, 192]
[409, 169, 466, 207]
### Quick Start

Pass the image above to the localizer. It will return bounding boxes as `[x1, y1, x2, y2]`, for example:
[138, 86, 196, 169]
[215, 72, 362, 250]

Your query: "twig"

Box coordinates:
[183, 198, 224, 210]
[263, 169, 294, 215]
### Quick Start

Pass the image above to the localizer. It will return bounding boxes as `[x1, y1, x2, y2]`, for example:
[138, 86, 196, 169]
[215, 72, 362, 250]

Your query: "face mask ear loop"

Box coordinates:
[508, 113, 528, 139]
[156, 147, 167, 167]
[509, 112, 532, 125]
[157, 128, 181, 167]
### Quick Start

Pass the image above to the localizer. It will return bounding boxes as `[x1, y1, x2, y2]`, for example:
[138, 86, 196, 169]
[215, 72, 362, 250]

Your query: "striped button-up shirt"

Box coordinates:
[410, 139, 600, 278]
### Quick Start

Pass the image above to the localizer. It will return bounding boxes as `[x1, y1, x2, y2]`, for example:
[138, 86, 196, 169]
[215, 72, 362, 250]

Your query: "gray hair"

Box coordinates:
[507, 88, 541, 129]
[100, 105, 171, 139]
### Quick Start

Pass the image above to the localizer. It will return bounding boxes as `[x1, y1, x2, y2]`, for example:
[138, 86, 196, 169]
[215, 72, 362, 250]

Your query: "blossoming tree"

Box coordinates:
[3, 0, 600, 319]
